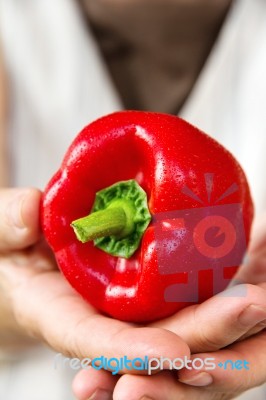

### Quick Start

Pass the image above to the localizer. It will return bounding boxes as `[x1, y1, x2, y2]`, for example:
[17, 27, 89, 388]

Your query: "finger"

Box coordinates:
[113, 331, 266, 400]
[113, 371, 214, 400]
[0, 188, 41, 251]
[72, 369, 116, 400]
[178, 330, 266, 394]
[8, 268, 190, 373]
[151, 283, 266, 352]
[236, 319, 266, 341]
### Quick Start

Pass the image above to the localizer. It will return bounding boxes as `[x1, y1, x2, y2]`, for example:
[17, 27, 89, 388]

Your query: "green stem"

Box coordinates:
[71, 200, 135, 243]
[70, 179, 151, 258]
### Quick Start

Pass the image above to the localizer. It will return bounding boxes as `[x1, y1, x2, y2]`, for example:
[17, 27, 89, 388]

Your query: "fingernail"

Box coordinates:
[6, 191, 28, 229]
[140, 396, 154, 400]
[87, 389, 112, 400]
[179, 372, 213, 386]
[238, 304, 266, 326]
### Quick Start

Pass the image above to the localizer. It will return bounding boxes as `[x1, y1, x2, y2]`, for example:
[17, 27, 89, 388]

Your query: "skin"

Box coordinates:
[0, 38, 265, 400]
[0, 188, 265, 400]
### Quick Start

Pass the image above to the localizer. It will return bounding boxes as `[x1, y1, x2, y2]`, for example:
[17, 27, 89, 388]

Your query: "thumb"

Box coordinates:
[0, 188, 41, 251]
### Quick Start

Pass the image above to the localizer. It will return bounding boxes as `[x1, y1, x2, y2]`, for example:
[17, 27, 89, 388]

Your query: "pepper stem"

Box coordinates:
[70, 179, 151, 259]
[71, 200, 135, 243]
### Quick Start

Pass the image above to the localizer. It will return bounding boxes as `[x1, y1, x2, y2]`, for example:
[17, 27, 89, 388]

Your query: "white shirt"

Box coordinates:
[181, 0, 266, 215]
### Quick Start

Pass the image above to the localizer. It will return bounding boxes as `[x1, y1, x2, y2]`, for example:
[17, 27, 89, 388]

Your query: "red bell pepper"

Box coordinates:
[41, 111, 253, 322]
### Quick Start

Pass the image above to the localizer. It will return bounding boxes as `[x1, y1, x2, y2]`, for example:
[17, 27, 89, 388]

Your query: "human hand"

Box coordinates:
[0, 188, 190, 367]
[73, 286, 266, 400]
[73, 216, 266, 400]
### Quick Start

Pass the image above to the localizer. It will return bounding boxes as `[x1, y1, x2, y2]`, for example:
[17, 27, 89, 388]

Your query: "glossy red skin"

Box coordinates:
[41, 111, 254, 322]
